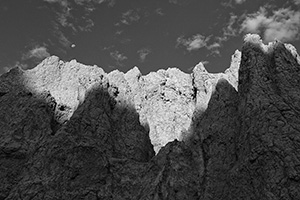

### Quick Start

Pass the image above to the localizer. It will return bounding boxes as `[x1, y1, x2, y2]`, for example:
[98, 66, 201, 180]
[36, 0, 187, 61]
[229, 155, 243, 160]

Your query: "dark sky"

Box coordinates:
[0, 0, 300, 75]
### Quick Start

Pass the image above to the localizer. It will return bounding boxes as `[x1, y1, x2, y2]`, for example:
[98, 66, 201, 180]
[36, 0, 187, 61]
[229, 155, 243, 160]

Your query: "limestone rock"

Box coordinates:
[23, 56, 107, 123]
[134, 68, 196, 153]
[231, 35, 300, 199]
[0, 69, 155, 199]
[1, 34, 300, 199]
[192, 78, 239, 199]
[104, 59, 240, 153]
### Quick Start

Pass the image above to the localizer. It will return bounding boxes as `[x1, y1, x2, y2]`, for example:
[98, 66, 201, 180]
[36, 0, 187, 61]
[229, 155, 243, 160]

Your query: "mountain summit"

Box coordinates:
[1, 34, 300, 199]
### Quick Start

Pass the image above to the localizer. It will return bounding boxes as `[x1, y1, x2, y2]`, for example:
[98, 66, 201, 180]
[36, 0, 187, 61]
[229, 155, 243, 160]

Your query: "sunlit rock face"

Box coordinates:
[97, 52, 240, 153]
[1, 34, 300, 199]
[3, 50, 239, 154]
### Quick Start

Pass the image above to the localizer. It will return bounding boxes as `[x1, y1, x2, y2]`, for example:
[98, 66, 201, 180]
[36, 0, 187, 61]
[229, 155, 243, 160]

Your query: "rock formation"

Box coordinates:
[1, 34, 300, 199]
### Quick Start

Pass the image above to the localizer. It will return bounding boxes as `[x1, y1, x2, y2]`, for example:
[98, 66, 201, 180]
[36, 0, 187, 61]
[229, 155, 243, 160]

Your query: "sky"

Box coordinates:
[0, 0, 300, 75]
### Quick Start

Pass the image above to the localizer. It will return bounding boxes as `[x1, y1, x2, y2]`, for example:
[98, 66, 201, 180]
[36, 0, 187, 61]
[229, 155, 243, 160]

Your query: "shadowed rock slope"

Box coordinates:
[1, 34, 300, 199]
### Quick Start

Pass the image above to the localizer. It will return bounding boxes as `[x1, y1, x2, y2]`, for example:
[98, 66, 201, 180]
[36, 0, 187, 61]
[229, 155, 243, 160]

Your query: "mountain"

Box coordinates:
[1, 34, 300, 199]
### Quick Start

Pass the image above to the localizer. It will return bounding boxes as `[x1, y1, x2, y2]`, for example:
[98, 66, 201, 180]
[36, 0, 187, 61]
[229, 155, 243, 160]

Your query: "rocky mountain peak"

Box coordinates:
[1, 34, 300, 199]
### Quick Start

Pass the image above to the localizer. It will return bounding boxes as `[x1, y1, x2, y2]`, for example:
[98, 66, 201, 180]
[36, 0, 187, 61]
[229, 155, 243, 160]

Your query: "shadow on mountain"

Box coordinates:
[0, 67, 249, 199]
[135, 78, 240, 200]
[180, 77, 239, 199]
[0, 68, 155, 199]
[2, 40, 300, 199]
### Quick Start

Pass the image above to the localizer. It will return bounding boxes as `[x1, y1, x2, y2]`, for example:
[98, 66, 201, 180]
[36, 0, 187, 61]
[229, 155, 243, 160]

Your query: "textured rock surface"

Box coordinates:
[14, 52, 239, 154]
[1, 34, 300, 199]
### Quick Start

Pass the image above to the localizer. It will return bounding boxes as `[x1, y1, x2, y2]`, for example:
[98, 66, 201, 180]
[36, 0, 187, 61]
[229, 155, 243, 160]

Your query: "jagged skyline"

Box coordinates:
[0, 0, 300, 75]
[1, 34, 300, 199]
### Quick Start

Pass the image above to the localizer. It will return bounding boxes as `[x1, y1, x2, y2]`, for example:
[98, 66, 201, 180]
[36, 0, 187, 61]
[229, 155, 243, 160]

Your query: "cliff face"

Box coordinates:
[1, 34, 300, 199]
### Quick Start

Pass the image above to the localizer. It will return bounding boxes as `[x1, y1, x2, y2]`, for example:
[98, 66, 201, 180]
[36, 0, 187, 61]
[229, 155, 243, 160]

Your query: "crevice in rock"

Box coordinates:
[191, 74, 198, 100]
[0, 92, 7, 97]
[1, 34, 300, 199]
[200, 135, 211, 197]
[192, 86, 197, 100]
[50, 116, 61, 136]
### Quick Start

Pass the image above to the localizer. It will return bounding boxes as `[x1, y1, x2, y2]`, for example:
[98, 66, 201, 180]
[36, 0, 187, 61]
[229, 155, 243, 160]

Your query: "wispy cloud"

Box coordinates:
[3, 46, 51, 73]
[240, 7, 300, 42]
[206, 43, 221, 55]
[115, 30, 123, 35]
[155, 8, 164, 16]
[216, 13, 242, 44]
[103, 45, 115, 51]
[224, 14, 239, 38]
[45, 0, 115, 7]
[78, 18, 95, 32]
[177, 34, 210, 51]
[234, 0, 246, 4]
[44, 0, 75, 29]
[44, 0, 68, 6]
[110, 50, 127, 66]
[1, 61, 29, 74]
[2, 66, 15, 74]
[52, 22, 72, 48]
[43, 0, 116, 51]
[22, 46, 50, 61]
[221, 0, 247, 7]
[216, 4, 300, 45]
[74, 0, 116, 7]
[176, 34, 222, 55]
[169, 0, 179, 4]
[137, 48, 151, 62]
[168, 0, 195, 6]
[119, 9, 140, 25]
[0, 45, 51, 74]
[293, 0, 300, 5]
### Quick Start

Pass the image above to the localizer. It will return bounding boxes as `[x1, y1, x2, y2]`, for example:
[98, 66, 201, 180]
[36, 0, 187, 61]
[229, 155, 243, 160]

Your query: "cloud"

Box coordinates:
[52, 22, 72, 48]
[169, 0, 179, 4]
[1, 61, 29, 74]
[177, 34, 210, 51]
[155, 8, 164, 16]
[115, 30, 123, 35]
[206, 42, 221, 55]
[74, 0, 116, 7]
[168, 0, 195, 5]
[43, 0, 115, 33]
[221, 0, 246, 7]
[293, 0, 300, 5]
[45, 0, 115, 6]
[137, 48, 151, 62]
[2, 46, 50, 73]
[103, 45, 114, 51]
[22, 46, 50, 61]
[216, 13, 242, 45]
[201, 60, 209, 65]
[176, 34, 222, 55]
[44, 0, 74, 28]
[78, 18, 95, 32]
[240, 7, 300, 42]
[94, 0, 116, 7]
[119, 9, 140, 25]
[44, 0, 68, 5]
[2, 66, 15, 74]
[224, 14, 239, 37]
[234, 0, 246, 4]
[1, 46, 51, 74]
[110, 51, 127, 66]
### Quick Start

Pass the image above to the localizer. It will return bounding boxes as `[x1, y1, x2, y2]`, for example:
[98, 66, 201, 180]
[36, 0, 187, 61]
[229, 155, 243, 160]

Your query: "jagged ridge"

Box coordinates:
[0, 34, 300, 199]
[0, 47, 241, 153]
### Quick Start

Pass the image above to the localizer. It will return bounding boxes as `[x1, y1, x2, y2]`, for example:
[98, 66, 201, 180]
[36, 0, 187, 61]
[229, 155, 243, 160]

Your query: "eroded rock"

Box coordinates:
[1, 34, 300, 199]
